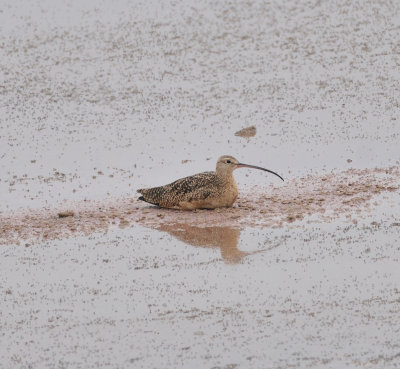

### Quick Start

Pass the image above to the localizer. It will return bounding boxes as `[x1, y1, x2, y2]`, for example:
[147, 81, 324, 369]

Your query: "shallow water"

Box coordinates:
[2, 205, 400, 368]
[1, 0, 400, 368]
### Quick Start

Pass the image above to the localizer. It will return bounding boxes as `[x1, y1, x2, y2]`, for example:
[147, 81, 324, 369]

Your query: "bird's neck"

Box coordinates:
[217, 170, 235, 183]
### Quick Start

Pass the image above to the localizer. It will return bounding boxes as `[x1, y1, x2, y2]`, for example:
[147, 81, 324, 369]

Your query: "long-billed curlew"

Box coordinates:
[137, 155, 284, 210]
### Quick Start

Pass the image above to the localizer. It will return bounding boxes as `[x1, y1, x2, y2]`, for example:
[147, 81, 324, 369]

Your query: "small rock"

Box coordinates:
[235, 125, 256, 137]
[58, 211, 74, 218]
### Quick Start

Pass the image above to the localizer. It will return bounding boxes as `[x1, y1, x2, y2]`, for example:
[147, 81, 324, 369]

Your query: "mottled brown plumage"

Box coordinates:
[137, 155, 283, 210]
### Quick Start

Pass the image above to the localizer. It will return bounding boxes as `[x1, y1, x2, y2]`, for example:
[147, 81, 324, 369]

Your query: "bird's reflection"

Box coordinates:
[155, 223, 264, 264]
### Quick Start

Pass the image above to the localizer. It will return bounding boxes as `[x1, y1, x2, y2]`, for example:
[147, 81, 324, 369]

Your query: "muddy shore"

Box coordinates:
[2, 0, 400, 367]
[2, 166, 399, 246]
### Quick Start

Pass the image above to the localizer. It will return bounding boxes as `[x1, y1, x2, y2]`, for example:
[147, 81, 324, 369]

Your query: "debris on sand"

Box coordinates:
[235, 125, 256, 137]
[1, 166, 399, 245]
[58, 211, 75, 218]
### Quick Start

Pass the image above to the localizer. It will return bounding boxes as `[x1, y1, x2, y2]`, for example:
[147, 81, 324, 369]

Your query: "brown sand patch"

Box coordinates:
[0, 166, 399, 245]
[235, 125, 257, 137]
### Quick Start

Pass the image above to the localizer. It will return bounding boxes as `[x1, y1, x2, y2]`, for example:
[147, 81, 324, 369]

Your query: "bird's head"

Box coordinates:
[216, 155, 284, 181]
[216, 155, 240, 176]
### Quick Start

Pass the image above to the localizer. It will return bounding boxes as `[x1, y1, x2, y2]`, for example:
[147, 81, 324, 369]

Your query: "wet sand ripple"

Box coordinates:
[1, 166, 399, 245]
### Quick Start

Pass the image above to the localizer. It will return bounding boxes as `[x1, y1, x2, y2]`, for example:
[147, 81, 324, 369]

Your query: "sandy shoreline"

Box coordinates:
[2, 165, 399, 246]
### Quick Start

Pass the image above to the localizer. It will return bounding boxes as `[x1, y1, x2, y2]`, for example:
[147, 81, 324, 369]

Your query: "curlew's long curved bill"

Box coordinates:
[236, 163, 284, 181]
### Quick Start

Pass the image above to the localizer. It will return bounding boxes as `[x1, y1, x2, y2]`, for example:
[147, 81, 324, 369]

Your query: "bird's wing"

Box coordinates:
[166, 172, 219, 200]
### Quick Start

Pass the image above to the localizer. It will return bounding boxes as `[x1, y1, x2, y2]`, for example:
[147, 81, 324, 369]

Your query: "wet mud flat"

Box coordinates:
[1, 166, 399, 246]
[2, 0, 400, 367]
[1, 166, 400, 369]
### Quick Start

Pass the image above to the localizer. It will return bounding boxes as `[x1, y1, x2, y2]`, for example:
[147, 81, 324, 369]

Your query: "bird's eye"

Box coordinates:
[227, 160, 231, 164]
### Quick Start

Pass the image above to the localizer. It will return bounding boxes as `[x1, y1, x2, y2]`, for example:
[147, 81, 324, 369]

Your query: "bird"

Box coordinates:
[137, 155, 284, 210]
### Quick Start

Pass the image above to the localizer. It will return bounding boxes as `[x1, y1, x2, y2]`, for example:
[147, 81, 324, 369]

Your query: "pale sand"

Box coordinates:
[2, 166, 398, 246]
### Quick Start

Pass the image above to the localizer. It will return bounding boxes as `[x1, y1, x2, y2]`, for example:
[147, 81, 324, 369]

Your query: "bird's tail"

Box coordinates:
[137, 189, 160, 206]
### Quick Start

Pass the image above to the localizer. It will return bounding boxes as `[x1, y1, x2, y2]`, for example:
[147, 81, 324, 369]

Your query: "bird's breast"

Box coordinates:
[217, 177, 238, 207]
